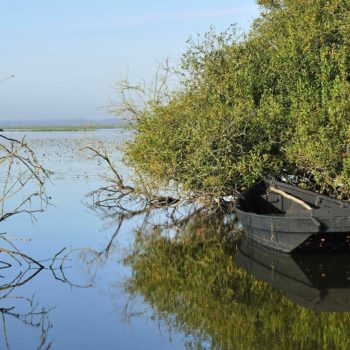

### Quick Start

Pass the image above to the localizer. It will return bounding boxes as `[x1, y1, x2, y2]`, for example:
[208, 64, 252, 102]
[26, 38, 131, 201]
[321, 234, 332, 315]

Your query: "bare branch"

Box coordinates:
[0, 134, 51, 222]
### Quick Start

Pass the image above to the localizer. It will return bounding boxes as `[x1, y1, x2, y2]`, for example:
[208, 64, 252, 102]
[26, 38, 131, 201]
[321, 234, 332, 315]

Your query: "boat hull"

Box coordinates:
[244, 226, 314, 252]
[235, 179, 350, 252]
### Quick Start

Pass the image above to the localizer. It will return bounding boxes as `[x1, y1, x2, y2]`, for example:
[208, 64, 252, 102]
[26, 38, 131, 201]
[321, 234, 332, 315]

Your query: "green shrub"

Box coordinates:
[124, 0, 350, 198]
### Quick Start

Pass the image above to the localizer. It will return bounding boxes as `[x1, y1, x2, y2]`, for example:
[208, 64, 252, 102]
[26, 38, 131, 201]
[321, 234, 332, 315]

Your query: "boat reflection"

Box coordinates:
[236, 237, 350, 312]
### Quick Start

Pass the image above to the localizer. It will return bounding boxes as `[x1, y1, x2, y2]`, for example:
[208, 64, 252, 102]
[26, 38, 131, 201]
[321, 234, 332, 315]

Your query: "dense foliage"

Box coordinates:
[125, 0, 350, 198]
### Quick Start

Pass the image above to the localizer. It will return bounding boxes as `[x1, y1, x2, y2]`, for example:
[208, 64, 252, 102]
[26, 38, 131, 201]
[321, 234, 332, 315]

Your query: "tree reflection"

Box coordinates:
[0, 240, 92, 349]
[122, 212, 350, 350]
[84, 186, 210, 270]
[0, 238, 52, 349]
[0, 293, 52, 350]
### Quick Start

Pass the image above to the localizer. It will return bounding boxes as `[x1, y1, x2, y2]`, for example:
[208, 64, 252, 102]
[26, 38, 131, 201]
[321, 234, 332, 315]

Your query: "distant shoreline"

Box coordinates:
[0, 125, 130, 132]
[0, 118, 134, 131]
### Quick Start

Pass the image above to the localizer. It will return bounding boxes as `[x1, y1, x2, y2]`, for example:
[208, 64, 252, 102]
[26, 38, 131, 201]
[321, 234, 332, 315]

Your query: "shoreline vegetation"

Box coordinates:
[1, 125, 127, 132]
[115, 0, 350, 205]
[0, 119, 133, 132]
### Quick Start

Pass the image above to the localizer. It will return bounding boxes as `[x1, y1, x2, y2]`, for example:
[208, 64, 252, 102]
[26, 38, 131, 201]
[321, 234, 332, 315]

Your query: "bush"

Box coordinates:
[124, 0, 350, 198]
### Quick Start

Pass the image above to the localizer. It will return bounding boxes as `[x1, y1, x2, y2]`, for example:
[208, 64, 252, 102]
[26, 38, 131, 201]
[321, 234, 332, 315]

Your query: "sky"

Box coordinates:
[0, 1, 260, 120]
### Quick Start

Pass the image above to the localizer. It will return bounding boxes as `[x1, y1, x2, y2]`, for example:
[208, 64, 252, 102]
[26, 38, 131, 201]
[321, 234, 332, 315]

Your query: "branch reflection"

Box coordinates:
[0, 236, 91, 349]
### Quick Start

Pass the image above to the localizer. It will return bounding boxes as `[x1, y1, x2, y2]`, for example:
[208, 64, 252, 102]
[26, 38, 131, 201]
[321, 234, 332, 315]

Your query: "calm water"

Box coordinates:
[1, 130, 350, 350]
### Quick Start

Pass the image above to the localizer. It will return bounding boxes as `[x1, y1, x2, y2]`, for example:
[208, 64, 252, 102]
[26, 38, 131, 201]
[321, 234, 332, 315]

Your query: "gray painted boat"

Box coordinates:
[235, 179, 350, 252]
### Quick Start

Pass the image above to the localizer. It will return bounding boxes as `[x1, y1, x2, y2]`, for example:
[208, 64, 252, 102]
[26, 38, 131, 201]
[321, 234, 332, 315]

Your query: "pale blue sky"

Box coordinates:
[0, 1, 260, 120]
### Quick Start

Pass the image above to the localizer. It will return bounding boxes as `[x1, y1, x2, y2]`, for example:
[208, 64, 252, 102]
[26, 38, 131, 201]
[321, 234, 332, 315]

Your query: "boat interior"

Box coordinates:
[238, 180, 344, 215]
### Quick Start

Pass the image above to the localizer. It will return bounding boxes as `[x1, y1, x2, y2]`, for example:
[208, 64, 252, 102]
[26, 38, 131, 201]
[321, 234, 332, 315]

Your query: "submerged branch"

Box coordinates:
[85, 147, 184, 213]
[85, 144, 237, 226]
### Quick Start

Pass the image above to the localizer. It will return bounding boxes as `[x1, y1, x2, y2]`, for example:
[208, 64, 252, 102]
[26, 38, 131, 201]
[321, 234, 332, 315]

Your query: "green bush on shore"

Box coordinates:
[124, 0, 350, 198]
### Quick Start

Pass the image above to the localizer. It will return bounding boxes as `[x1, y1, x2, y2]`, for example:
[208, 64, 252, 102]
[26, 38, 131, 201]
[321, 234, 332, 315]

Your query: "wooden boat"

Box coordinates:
[236, 237, 350, 311]
[235, 178, 350, 252]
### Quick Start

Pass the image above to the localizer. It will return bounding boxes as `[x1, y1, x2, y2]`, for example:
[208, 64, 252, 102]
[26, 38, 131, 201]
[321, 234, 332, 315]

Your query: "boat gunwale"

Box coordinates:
[235, 206, 350, 220]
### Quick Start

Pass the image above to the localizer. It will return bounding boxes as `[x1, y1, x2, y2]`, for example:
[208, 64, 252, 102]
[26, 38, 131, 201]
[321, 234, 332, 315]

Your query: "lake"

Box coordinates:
[1, 130, 350, 350]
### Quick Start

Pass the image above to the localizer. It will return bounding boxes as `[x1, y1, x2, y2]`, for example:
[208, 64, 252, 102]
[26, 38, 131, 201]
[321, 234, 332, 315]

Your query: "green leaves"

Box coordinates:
[124, 0, 350, 198]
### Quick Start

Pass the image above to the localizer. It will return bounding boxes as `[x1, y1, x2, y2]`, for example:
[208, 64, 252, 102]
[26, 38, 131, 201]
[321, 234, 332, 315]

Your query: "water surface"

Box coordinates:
[1, 130, 350, 350]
